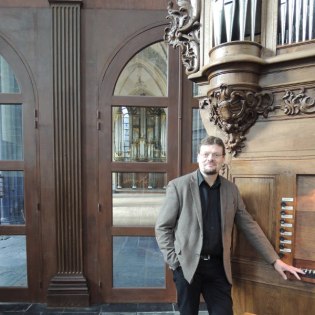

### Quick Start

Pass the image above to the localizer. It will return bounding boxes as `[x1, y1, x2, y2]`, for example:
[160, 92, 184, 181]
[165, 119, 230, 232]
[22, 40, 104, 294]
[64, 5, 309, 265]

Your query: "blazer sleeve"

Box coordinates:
[155, 181, 181, 270]
[233, 185, 279, 265]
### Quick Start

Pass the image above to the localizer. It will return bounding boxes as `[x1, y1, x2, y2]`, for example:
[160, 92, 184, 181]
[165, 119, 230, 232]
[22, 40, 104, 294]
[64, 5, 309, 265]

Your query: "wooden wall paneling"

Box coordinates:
[292, 175, 315, 283]
[231, 175, 277, 261]
[47, 0, 89, 306]
[242, 116, 315, 159]
[232, 279, 281, 315]
[233, 277, 315, 315]
[295, 175, 315, 261]
[280, 285, 315, 314]
[230, 159, 315, 314]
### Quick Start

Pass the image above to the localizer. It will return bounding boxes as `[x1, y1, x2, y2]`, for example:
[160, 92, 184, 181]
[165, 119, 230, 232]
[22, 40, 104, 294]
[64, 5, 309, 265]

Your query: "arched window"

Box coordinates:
[0, 39, 38, 301]
[0, 54, 26, 287]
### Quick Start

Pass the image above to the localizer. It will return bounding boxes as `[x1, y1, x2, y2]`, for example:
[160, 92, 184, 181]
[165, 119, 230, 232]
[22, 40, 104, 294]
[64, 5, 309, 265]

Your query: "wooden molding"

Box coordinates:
[47, 274, 89, 307]
[48, 0, 83, 4]
[200, 84, 274, 156]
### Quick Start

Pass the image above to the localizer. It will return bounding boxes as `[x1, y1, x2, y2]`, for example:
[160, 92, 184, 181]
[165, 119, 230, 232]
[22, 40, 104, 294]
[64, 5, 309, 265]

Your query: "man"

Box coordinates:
[155, 136, 304, 315]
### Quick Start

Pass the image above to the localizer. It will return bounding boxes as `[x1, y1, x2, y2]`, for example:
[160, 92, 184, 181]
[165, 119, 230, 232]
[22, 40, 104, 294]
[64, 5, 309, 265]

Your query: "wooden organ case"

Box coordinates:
[164, 0, 315, 314]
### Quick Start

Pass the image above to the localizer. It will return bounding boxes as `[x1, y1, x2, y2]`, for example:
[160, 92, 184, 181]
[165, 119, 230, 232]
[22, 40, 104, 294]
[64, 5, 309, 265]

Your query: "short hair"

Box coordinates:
[198, 136, 226, 156]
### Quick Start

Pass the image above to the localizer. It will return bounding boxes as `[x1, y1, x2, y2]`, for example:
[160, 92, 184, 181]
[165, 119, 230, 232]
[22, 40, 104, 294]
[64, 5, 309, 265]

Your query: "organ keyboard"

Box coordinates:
[301, 269, 315, 279]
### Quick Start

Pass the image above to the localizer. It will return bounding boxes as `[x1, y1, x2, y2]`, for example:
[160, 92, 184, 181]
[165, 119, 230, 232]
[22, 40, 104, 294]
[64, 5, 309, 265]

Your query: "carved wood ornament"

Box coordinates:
[164, 0, 201, 74]
[200, 84, 274, 156]
[282, 88, 315, 115]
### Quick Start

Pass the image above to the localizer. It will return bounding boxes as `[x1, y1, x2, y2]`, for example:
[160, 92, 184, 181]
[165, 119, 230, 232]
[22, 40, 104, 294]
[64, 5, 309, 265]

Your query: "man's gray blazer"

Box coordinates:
[155, 170, 279, 284]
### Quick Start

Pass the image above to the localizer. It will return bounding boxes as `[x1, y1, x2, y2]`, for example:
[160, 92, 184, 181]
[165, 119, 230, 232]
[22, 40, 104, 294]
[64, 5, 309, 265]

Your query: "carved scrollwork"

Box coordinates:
[164, 0, 201, 74]
[200, 84, 275, 156]
[282, 88, 315, 115]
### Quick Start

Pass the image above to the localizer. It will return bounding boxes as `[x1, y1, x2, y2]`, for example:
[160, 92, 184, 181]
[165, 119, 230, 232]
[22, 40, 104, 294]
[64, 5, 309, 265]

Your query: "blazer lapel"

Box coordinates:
[219, 176, 227, 234]
[190, 171, 203, 229]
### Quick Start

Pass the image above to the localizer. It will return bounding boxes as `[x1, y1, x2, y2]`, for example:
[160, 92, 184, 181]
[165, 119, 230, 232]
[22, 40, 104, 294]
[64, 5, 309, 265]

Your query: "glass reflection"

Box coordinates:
[0, 171, 25, 225]
[113, 236, 165, 288]
[114, 42, 168, 96]
[0, 55, 20, 93]
[0, 104, 23, 160]
[112, 172, 166, 227]
[192, 108, 207, 163]
[112, 106, 167, 162]
[0, 235, 27, 287]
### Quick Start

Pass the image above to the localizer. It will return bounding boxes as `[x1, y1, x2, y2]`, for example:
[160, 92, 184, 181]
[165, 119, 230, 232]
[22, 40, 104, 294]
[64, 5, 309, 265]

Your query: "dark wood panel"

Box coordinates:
[280, 286, 315, 315]
[0, 161, 24, 170]
[230, 160, 315, 314]
[232, 278, 315, 315]
[47, 2, 89, 306]
[111, 162, 168, 172]
[295, 212, 315, 261]
[111, 227, 155, 236]
[0, 225, 25, 234]
[232, 176, 276, 261]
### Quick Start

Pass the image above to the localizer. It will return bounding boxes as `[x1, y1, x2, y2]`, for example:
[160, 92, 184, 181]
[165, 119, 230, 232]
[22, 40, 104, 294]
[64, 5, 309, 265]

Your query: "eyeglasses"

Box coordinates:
[199, 153, 224, 159]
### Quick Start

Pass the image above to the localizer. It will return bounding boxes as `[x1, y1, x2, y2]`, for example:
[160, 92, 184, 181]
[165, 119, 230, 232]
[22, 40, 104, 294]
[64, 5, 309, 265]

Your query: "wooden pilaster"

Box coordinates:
[47, 0, 89, 306]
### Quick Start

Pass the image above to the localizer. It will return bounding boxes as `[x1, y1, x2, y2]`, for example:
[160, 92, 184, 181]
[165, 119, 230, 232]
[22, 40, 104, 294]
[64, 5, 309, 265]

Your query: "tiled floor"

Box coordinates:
[0, 303, 208, 314]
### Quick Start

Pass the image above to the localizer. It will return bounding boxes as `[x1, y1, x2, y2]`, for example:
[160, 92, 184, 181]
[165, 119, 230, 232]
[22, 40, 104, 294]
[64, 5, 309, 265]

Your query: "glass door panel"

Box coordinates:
[0, 55, 20, 93]
[0, 171, 24, 225]
[112, 106, 167, 162]
[0, 235, 27, 287]
[114, 42, 168, 97]
[192, 108, 207, 163]
[112, 172, 166, 227]
[113, 236, 165, 288]
[0, 104, 23, 161]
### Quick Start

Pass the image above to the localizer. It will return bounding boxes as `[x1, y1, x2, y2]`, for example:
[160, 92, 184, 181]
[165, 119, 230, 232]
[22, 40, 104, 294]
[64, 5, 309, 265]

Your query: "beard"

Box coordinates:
[203, 168, 218, 175]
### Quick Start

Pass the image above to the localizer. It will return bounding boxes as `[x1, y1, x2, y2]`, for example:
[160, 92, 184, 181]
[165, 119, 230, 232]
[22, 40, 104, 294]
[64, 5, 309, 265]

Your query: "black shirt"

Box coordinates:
[197, 170, 223, 257]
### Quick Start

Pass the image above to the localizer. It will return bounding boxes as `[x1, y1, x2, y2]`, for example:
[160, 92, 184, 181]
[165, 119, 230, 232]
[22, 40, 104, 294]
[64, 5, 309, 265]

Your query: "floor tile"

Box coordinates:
[0, 303, 31, 313]
[0, 303, 210, 314]
[101, 304, 138, 312]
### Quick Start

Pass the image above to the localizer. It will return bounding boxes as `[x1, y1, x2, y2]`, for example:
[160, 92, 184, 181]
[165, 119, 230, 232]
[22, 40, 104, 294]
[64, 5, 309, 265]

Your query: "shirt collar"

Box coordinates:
[197, 169, 221, 188]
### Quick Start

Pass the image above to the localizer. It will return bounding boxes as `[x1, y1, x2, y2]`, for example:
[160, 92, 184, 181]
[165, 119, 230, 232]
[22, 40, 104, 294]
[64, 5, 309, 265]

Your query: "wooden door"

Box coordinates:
[0, 37, 40, 301]
[97, 24, 180, 303]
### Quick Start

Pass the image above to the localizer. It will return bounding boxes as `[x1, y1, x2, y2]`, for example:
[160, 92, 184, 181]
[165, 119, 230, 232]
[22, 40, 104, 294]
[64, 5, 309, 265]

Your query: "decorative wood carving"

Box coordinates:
[281, 88, 315, 115]
[200, 84, 274, 156]
[164, 0, 200, 74]
[47, 1, 89, 307]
